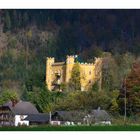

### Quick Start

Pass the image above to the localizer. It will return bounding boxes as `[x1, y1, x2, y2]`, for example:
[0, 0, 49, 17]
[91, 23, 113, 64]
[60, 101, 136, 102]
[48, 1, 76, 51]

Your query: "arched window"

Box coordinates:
[89, 71, 91, 75]
[89, 80, 91, 84]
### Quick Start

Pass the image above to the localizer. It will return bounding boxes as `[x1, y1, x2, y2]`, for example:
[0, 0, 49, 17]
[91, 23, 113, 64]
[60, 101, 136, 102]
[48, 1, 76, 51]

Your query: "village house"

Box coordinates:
[51, 110, 87, 125]
[51, 109, 111, 125]
[0, 100, 49, 126]
[24, 113, 50, 125]
[83, 108, 111, 125]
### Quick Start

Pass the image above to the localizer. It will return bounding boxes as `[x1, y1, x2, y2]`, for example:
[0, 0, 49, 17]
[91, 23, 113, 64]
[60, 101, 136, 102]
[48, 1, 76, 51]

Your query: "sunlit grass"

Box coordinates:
[0, 125, 140, 131]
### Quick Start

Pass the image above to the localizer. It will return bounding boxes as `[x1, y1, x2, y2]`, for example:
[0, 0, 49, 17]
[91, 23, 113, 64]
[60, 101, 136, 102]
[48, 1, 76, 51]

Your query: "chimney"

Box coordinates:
[97, 107, 101, 111]
[12, 100, 18, 107]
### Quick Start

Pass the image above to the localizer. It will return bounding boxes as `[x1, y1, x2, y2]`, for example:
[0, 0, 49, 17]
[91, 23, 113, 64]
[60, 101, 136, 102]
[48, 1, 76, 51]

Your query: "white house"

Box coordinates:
[14, 115, 29, 126]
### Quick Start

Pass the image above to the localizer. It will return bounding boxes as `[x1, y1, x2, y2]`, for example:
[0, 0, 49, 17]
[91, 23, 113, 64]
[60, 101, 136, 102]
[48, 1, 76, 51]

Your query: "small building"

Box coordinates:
[24, 113, 50, 125]
[0, 105, 13, 126]
[83, 108, 111, 125]
[0, 100, 39, 126]
[51, 109, 111, 125]
[51, 111, 87, 125]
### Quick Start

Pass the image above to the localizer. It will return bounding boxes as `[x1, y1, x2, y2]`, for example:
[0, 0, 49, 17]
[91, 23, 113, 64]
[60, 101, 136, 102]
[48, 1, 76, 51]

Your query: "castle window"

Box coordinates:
[89, 80, 91, 84]
[89, 71, 91, 75]
[67, 60, 70, 64]
[58, 70, 61, 74]
[81, 87, 84, 91]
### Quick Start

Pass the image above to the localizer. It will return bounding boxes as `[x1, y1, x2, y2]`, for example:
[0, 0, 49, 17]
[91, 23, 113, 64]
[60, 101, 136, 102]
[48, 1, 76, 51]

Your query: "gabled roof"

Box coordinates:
[3, 101, 39, 115]
[24, 113, 50, 123]
[52, 109, 111, 122]
[52, 111, 87, 122]
[91, 109, 110, 121]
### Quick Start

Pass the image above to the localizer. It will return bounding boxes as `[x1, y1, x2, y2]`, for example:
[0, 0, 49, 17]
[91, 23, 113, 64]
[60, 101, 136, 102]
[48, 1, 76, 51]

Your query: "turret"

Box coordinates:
[66, 55, 75, 64]
[46, 57, 55, 66]
[65, 55, 75, 82]
[94, 57, 103, 91]
[46, 57, 55, 90]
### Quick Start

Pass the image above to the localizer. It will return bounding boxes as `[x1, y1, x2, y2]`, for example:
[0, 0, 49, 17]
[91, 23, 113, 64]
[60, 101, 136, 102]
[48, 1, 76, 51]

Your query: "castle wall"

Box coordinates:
[46, 57, 55, 90]
[80, 64, 95, 91]
[65, 56, 75, 82]
[46, 56, 102, 91]
[51, 64, 66, 84]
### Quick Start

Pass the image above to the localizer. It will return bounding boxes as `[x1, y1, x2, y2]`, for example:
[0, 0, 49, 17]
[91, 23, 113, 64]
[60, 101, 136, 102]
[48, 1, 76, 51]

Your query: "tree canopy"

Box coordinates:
[69, 63, 81, 91]
[118, 61, 140, 116]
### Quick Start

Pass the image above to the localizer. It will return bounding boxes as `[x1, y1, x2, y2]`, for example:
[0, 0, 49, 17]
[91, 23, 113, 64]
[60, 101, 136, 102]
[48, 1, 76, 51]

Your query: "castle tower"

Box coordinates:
[94, 57, 103, 91]
[65, 55, 75, 82]
[46, 57, 55, 90]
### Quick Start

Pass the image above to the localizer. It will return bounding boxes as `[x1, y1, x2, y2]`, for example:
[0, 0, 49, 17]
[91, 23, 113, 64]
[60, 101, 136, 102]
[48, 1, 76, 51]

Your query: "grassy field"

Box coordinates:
[0, 125, 140, 131]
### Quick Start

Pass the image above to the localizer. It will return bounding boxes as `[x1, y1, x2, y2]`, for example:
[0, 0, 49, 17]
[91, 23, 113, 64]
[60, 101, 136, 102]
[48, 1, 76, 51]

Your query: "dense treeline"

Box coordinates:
[0, 10, 140, 120]
[2, 10, 140, 57]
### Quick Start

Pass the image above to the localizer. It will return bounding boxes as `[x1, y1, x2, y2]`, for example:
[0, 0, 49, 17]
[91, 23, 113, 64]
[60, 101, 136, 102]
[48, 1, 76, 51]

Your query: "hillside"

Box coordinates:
[0, 10, 140, 117]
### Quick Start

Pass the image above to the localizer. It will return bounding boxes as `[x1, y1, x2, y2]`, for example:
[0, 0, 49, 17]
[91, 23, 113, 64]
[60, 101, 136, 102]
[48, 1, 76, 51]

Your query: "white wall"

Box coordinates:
[14, 115, 29, 126]
[50, 121, 61, 125]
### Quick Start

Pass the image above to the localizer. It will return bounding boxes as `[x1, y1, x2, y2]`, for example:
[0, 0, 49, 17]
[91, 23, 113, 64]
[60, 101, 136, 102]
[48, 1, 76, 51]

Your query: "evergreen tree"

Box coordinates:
[22, 12, 29, 28]
[102, 53, 119, 91]
[4, 11, 11, 32]
[0, 89, 18, 105]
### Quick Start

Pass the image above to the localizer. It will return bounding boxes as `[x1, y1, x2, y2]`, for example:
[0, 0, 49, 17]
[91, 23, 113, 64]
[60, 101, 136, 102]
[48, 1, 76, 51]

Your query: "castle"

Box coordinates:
[46, 55, 102, 91]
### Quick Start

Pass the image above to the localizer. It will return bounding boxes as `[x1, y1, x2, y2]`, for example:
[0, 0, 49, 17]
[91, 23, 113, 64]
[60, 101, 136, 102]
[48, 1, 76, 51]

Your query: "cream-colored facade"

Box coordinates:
[46, 55, 102, 91]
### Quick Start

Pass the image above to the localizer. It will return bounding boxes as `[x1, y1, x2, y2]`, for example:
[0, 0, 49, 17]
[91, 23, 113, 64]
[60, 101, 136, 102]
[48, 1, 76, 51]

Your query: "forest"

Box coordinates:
[0, 10, 140, 123]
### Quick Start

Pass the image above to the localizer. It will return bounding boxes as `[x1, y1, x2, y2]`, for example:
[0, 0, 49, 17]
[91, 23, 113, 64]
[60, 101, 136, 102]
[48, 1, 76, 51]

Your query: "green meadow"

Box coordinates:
[0, 125, 140, 131]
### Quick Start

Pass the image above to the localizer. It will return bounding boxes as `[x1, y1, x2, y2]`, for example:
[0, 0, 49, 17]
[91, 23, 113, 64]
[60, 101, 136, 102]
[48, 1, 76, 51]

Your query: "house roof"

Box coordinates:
[3, 101, 39, 115]
[52, 109, 111, 122]
[52, 111, 87, 122]
[24, 113, 50, 123]
[91, 109, 111, 121]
